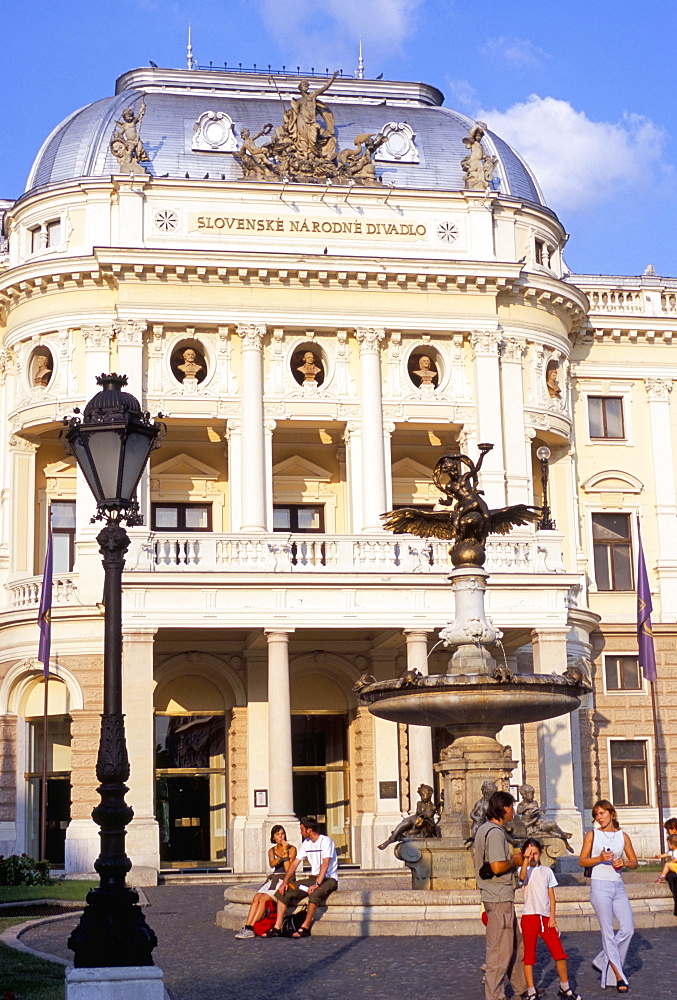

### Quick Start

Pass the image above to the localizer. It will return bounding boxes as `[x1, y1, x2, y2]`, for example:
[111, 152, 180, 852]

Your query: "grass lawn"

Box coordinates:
[0, 881, 97, 904]
[0, 918, 65, 1000]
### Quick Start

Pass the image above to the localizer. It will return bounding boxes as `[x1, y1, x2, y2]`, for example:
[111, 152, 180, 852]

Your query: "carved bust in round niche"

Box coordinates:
[291, 344, 325, 387]
[408, 348, 441, 389]
[30, 347, 53, 388]
[170, 342, 207, 384]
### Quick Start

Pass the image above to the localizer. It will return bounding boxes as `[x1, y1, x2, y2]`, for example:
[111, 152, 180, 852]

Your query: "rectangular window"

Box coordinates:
[588, 396, 625, 439]
[30, 226, 41, 253]
[610, 739, 649, 806]
[592, 513, 633, 590]
[46, 219, 61, 247]
[273, 505, 324, 532]
[50, 501, 76, 573]
[605, 655, 642, 691]
[151, 503, 212, 531]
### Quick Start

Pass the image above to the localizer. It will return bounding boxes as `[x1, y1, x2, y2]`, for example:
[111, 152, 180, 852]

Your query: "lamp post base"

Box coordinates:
[67, 884, 158, 968]
[66, 965, 167, 1000]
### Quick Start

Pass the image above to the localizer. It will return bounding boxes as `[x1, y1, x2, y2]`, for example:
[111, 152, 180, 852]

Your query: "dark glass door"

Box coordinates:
[156, 775, 210, 862]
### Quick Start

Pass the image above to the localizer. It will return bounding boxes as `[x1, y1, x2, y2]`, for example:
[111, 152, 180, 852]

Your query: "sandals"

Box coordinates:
[263, 927, 281, 937]
[292, 926, 312, 938]
[616, 981, 629, 993]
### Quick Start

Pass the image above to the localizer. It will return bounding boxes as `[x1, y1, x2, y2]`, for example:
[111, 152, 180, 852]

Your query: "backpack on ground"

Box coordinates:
[253, 899, 277, 936]
[281, 909, 307, 937]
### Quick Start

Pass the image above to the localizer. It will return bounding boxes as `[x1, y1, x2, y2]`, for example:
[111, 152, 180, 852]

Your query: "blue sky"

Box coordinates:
[3, 0, 675, 277]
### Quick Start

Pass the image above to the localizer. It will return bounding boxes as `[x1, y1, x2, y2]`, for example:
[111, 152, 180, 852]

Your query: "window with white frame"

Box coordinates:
[610, 739, 649, 806]
[604, 654, 643, 692]
[588, 396, 625, 439]
[592, 513, 633, 591]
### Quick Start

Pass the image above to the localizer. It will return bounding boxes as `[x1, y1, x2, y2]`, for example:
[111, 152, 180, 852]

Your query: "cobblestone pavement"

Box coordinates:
[20, 884, 675, 1000]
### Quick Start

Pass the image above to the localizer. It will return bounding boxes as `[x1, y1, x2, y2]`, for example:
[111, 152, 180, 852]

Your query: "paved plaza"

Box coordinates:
[17, 884, 676, 999]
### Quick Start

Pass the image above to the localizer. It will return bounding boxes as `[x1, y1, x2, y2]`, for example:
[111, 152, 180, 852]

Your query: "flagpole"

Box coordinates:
[636, 516, 664, 853]
[650, 679, 666, 854]
[37, 524, 53, 863]
[40, 669, 49, 860]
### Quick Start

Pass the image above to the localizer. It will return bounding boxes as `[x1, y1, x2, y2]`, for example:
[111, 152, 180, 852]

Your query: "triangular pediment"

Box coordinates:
[152, 453, 220, 480]
[43, 459, 76, 479]
[272, 456, 332, 482]
[391, 457, 434, 481]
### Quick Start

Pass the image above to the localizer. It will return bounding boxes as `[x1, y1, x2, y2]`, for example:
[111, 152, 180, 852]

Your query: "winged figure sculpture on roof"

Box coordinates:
[381, 443, 541, 567]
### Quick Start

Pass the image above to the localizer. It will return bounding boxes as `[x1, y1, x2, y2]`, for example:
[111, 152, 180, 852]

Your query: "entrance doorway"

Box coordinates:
[291, 714, 350, 859]
[154, 713, 227, 865]
[26, 715, 71, 865]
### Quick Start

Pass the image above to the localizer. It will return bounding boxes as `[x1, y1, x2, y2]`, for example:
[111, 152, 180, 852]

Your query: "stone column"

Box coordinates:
[226, 419, 241, 533]
[0, 714, 17, 856]
[404, 630, 434, 794]
[356, 328, 387, 531]
[343, 422, 361, 534]
[265, 630, 296, 822]
[65, 709, 102, 874]
[531, 628, 583, 843]
[9, 436, 38, 577]
[645, 378, 677, 620]
[122, 628, 160, 877]
[500, 338, 531, 505]
[237, 324, 267, 533]
[264, 419, 276, 532]
[115, 321, 150, 525]
[470, 330, 505, 508]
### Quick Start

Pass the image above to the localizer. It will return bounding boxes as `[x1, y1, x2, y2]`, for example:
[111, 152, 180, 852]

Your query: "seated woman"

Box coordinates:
[235, 825, 296, 939]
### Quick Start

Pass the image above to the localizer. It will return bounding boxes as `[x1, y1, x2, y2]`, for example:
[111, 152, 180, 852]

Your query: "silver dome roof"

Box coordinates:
[25, 68, 546, 207]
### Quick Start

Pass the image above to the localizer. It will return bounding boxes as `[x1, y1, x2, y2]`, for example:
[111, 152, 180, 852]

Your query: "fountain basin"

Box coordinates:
[360, 673, 587, 735]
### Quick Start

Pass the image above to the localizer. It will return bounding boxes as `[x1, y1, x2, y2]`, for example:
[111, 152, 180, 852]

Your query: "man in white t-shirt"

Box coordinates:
[266, 816, 339, 938]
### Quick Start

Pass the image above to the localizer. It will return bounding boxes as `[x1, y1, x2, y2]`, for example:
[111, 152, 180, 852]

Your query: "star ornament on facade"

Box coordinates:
[154, 210, 178, 232]
[437, 222, 459, 243]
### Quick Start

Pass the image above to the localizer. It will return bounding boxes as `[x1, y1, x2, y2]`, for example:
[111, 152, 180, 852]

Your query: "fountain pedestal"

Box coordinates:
[394, 733, 518, 889]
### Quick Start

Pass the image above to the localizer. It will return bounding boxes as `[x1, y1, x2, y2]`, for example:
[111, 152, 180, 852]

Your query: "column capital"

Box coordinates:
[355, 327, 385, 354]
[500, 337, 528, 362]
[113, 320, 147, 345]
[264, 628, 295, 640]
[470, 330, 501, 359]
[81, 324, 114, 350]
[237, 323, 267, 349]
[122, 627, 158, 642]
[404, 628, 432, 639]
[646, 377, 673, 402]
[9, 434, 38, 454]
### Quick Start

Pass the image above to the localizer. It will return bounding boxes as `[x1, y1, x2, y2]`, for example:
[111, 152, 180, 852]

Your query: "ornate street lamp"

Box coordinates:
[536, 445, 556, 531]
[62, 374, 164, 968]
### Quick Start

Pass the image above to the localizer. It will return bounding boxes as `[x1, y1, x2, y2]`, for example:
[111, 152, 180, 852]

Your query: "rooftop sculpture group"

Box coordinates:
[461, 121, 498, 191]
[236, 75, 386, 185]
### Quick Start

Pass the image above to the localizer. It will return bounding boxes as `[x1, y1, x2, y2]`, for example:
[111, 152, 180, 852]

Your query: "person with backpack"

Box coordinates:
[265, 816, 338, 939]
[234, 825, 297, 939]
[474, 790, 528, 1000]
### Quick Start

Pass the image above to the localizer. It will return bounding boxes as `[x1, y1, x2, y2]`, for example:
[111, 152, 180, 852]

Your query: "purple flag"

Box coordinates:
[37, 528, 53, 677]
[637, 522, 657, 683]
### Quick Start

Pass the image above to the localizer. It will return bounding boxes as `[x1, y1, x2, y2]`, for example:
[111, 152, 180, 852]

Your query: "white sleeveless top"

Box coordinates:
[590, 828, 625, 881]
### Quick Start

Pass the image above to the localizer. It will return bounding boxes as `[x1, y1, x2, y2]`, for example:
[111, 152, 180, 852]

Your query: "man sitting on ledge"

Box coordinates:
[265, 816, 339, 938]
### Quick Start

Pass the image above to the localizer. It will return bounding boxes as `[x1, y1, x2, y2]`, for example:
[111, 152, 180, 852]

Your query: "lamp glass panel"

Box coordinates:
[120, 429, 155, 500]
[69, 434, 105, 502]
[83, 429, 124, 501]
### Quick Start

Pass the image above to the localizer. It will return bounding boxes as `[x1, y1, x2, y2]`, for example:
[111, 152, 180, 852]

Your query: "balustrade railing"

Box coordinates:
[125, 531, 563, 576]
[5, 533, 564, 609]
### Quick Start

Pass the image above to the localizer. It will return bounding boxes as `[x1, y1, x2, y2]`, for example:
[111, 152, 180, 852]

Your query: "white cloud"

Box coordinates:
[480, 95, 670, 211]
[481, 36, 549, 71]
[446, 77, 478, 112]
[255, 0, 423, 67]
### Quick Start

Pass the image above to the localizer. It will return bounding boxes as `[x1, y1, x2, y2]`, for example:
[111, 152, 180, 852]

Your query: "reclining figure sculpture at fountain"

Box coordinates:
[358, 445, 591, 889]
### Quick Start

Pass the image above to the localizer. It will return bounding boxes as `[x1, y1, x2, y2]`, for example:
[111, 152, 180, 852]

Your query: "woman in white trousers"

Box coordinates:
[579, 799, 637, 992]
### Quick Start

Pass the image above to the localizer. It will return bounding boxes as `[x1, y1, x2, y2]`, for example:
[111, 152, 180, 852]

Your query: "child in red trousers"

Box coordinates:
[519, 838, 582, 1000]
